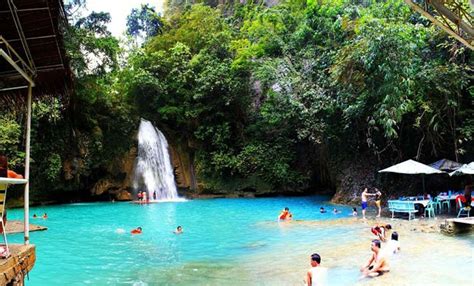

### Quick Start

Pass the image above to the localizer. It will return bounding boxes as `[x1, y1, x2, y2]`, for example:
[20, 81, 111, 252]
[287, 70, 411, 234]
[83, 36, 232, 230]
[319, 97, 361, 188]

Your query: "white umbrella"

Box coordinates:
[449, 162, 474, 176]
[379, 159, 445, 192]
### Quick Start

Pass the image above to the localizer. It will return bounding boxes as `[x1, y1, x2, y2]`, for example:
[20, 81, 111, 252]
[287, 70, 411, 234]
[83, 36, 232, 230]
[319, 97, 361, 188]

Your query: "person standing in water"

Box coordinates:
[278, 207, 293, 220]
[361, 188, 376, 219]
[153, 190, 157, 201]
[306, 253, 327, 286]
[374, 188, 382, 218]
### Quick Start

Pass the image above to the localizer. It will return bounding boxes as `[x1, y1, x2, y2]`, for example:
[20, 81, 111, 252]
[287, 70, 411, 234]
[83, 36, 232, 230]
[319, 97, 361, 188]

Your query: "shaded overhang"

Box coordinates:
[0, 0, 72, 104]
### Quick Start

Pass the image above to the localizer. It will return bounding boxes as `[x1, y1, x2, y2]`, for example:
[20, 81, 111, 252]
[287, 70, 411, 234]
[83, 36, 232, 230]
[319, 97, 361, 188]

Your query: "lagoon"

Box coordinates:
[7, 196, 473, 285]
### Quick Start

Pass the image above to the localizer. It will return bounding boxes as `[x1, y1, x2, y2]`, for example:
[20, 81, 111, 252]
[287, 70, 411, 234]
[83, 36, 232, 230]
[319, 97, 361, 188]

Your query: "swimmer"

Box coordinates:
[360, 239, 390, 278]
[33, 214, 38, 219]
[305, 253, 327, 286]
[370, 224, 392, 242]
[319, 207, 327, 213]
[174, 226, 183, 234]
[352, 207, 358, 216]
[278, 207, 293, 220]
[333, 208, 341, 214]
[131, 227, 142, 234]
[42, 213, 48, 219]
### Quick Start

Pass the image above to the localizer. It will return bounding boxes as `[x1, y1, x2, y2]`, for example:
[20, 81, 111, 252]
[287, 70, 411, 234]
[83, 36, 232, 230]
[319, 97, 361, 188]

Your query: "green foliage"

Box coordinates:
[0, 116, 24, 169]
[3, 0, 471, 199]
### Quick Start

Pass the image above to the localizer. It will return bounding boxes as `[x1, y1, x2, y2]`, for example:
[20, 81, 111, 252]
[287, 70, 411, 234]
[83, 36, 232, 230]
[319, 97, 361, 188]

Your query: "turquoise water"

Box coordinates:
[6, 196, 474, 285]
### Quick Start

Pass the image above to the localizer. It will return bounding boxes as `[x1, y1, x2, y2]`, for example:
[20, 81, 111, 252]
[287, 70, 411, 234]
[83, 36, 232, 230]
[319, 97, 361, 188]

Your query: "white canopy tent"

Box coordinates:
[449, 162, 474, 176]
[378, 159, 445, 192]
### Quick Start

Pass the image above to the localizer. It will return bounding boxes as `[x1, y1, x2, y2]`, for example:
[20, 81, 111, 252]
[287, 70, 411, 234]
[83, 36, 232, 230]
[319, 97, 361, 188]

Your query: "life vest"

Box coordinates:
[279, 211, 289, 220]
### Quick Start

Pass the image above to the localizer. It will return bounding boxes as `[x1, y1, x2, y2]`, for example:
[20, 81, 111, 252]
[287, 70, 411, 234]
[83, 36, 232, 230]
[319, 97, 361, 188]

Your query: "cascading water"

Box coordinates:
[133, 119, 181, 201]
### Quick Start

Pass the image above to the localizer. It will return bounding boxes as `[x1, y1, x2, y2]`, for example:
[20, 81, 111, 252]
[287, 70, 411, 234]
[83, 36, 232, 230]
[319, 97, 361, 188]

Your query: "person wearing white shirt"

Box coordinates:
[306, 253, 328, 286]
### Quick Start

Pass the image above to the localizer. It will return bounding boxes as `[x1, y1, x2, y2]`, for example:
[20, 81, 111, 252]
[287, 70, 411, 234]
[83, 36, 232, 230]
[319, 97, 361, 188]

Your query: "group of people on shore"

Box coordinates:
[276, 187, 400, 286]
[306, 223, 400, 285]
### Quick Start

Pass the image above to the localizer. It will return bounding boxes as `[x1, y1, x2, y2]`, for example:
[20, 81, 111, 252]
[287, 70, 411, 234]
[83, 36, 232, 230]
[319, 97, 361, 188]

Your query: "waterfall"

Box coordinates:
[133, 119, 181, 201]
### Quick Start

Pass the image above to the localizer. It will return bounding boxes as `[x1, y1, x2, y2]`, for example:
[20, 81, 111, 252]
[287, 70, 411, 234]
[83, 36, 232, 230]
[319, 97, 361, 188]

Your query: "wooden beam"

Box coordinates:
[404, 0, 474, 50]
[430, 0, 474, 37]
[0, 48, 35, 87]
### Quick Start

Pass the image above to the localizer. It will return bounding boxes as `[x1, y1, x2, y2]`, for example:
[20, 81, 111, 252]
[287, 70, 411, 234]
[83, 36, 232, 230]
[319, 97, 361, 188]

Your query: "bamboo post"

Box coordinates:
[23, 84, 32, 245]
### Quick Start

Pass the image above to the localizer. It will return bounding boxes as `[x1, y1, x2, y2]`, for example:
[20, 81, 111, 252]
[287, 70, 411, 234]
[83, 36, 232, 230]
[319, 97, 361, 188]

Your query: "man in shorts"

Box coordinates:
[361, 188, 375, 219]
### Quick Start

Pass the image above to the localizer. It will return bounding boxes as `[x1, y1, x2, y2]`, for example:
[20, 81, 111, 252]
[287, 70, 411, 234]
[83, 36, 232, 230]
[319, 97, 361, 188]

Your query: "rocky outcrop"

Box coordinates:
[89, 147, 137, 201]
[330, 155, 381, 204]
[169, 143, 197, 191]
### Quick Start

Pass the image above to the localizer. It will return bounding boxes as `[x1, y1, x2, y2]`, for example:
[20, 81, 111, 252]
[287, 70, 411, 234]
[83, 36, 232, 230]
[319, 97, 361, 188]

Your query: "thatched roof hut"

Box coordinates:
[0, 0, 72, 106]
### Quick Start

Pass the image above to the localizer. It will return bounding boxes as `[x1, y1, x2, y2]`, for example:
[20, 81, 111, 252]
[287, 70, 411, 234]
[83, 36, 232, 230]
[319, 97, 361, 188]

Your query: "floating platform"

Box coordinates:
[5, 220, 47, 234]
[440, 217, 474, 235]
[0, 244, 36, 285]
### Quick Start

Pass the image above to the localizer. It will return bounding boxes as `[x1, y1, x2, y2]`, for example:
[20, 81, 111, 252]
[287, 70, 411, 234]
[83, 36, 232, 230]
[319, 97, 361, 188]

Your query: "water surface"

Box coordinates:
[7, 196, 473, 285]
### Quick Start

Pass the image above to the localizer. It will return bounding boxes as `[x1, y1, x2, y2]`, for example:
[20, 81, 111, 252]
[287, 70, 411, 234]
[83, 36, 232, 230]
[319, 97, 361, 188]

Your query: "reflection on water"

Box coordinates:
[6, 197, 473, 285]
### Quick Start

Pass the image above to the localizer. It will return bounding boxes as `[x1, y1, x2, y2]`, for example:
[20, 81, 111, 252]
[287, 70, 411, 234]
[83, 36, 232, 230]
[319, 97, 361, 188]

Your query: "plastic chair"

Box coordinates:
[441, 198, 451, 214]
[424, 201, 436, 218]
[457, 198, 470, 218]
[432, 197, 442, 214]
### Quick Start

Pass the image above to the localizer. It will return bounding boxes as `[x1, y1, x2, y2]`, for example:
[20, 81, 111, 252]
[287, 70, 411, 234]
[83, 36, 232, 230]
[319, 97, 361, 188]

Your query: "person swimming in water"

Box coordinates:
[33, 214, 38, 219]
[371, 224, 392, 242]
[306, 253, 327, 286]
[42, 213, 48, 219]
[174, 226, 183, 234]
[278, 207, 293, 220]
[320, 207, 327, 213]
[360, 239, 390, 278]
[333, 208, 341, 214]
[352, 207, 358, 216]
[131, 227, 142, 234]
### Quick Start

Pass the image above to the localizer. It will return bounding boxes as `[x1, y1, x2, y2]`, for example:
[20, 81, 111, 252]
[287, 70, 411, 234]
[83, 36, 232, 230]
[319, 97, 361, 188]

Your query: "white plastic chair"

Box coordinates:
[457, 198, 470, 218]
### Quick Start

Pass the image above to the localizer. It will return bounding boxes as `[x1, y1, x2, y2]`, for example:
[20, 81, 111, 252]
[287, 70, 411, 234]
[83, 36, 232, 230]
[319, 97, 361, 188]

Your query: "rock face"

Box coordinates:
[330, 155, 381, 205]
[169, 144, 197, 190]
[90, 147, 137, 201]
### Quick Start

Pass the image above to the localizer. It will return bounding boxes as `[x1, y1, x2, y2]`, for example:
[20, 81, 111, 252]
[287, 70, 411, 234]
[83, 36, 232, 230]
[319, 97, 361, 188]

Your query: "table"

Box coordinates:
[0, 178, 28, 186]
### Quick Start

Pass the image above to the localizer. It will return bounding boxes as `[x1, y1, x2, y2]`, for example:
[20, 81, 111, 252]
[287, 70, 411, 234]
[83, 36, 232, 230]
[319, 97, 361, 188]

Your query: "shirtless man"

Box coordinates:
[361, 188, 376, 219]
[360, 239, 390, 277]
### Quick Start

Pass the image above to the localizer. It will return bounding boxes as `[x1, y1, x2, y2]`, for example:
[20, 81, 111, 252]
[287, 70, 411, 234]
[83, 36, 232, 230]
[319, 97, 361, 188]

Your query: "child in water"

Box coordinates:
[174, 226, 183, 234]
[352, 207, 358, 216]
[320, 207, 326, 213]
[131, 227, 142, 234]
[278, 207, 293, 220]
